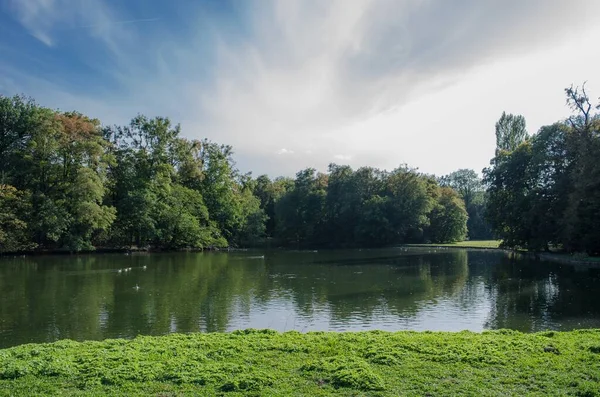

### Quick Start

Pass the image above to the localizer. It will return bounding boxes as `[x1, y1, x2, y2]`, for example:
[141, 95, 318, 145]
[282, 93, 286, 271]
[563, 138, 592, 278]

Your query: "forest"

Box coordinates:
[0, 84, 598, 254]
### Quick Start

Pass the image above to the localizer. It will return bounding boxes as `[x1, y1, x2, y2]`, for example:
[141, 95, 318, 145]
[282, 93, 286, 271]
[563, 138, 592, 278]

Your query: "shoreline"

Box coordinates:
[403, 242, 600, 267]
[1, 329, 598, 396]
[2, 243, 600, 267]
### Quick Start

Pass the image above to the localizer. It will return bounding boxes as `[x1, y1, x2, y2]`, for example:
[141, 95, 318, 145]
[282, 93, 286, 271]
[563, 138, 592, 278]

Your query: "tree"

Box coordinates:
[198, 141, 246, 245]
[383, 166, 434, 243]
[0, 95, 37, 185]
[484, 141, 535, 249]
[495, 111, 528, 153]
[439, 169, 480, 209]
[252, 175, 292, 237]
[154, 184, 223, 249]
[56, 113, 116, 251]
[275, 168, 327, 246]
[562, 84, 600, 254]
[233, 179, 267, 246]
[439, 169, 492, 240]
[427, 187, 468, 243]
[0, 185, 33, 253]
[485, 83, 599, 253]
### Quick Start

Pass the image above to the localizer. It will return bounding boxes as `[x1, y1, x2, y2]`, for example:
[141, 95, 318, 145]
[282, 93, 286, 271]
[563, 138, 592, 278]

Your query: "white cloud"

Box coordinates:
[3, 0, 600, 178]
[197, 0, 600, 176]
[7, 0, 57, 46]
[8, 0, 117, 47]
[333, 154, 352, 161]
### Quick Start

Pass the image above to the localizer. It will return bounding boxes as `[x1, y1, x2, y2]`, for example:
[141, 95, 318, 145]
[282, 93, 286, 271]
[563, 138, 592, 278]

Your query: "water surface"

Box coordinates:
[1, 248, 599, 348]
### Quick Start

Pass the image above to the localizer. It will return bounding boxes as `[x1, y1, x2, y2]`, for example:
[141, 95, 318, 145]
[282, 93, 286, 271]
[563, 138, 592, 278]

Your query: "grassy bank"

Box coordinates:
[1, 330, 599, 396]
[406, 240, 502, 249]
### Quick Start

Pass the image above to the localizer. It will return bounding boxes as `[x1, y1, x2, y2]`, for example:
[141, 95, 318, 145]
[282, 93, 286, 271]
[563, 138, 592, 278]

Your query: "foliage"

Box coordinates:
[495, 111, 529, 153]
[484, 84, 600, 254]
[0, 97, 259, 251]
[411, 240, 502, 249]
[272, 165, 466, 248]
[439, 169, 493, 240]
[1, 329, 599, 396]
[0, 185, 33, 252]
[426, 187, 468, 243]
[7, 84, 600, 254]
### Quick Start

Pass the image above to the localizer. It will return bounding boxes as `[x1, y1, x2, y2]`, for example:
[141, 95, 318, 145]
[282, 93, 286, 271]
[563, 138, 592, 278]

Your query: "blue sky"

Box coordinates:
[1, 0, 599, 177]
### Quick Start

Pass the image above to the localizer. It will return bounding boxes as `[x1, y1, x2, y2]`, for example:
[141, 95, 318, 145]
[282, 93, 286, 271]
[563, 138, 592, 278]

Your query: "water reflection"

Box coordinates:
[0, 248, 599, 347]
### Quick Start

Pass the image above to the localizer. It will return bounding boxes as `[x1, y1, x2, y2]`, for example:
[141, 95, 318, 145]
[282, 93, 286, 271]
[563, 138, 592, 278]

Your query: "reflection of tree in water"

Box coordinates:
[263, 249, 469, 324]
[102, 252, 270, 335]
[2, 249, 600, 347]
[0, 253, 270, 347]
[480, 253, 600, 331]
[0, 255, 116, 347]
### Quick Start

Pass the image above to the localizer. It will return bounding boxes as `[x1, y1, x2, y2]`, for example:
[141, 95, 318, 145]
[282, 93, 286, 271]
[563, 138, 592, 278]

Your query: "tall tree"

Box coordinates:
[0, 95, 37, 185]
[439, 169, 492, 240]
[426, 187, 468, 243]
[0, 185, 32, 253]
[495, 111, 528, 153]
[562, 84, 600, 253]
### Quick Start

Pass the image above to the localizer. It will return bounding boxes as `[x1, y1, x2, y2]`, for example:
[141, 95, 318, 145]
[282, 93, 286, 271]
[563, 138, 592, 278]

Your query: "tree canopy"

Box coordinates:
[484, 83, 600, 254]
[2, 83, 598, 254]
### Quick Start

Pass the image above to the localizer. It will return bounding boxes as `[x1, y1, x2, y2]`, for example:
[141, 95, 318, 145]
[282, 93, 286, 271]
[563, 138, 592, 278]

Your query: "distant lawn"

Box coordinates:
[408, 240, 502, 249]
[444, 240, 502, 248]
[1, 330, 600, 396]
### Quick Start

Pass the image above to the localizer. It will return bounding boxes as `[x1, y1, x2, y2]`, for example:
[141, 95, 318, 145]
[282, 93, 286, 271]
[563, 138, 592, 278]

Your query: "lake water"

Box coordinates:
[1, 248, 599, 348]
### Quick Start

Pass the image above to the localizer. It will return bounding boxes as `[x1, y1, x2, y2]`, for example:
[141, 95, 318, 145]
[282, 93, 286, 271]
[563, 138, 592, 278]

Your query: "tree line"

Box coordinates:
[0, 95, 481, 253]
[1, 82, 597, 254]
[484, 84, 600, 254]
[253, 165, 471, 248]
[0, 98, 266, 252]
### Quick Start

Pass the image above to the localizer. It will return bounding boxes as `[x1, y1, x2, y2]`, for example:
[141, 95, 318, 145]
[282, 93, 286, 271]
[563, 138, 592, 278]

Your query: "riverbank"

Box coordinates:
[407, 240, 600, 267]
[1, 330, 599, 396]
[405, 240, 502, 249]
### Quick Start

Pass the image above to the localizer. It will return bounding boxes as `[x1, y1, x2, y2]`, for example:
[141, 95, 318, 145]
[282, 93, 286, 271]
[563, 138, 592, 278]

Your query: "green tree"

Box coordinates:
[427, 187, 468, 243]
[233, 177, 267, 246]
[199, 141, 243, 244]
[495, 111, 528, 153]
[0, 185, 33, 253]
[275, 168, 327, 246]
[562, 84, 600, 254]
[484, 141, 535, 249]
[384, 166, 434, 243]
[0, 95, 37, 185]
[439, 169, 492, 240]
[56, 113, 115, 251]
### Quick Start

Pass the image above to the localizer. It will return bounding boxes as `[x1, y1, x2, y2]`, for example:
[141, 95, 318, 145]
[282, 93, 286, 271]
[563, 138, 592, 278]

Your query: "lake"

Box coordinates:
[1, 248, 599, 348]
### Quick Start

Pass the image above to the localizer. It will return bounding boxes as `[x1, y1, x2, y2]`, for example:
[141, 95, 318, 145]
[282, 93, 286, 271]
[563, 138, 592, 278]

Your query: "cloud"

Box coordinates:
[7, 0, 114, 46]
[198, 0, 600, 176]
[2, 0, 600, 178]
[333, 154, 352, 161]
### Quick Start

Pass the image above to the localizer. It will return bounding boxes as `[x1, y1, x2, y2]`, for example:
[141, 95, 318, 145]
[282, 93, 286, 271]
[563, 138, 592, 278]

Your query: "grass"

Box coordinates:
[1, 330, 600, 396]
[408, 240, 502, 249]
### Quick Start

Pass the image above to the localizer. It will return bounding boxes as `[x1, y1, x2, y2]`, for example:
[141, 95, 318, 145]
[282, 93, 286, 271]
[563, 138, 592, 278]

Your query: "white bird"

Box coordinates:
[142, 265, 147, 270]
[117, 269, 122, 273]
[134, 284, 140, 291]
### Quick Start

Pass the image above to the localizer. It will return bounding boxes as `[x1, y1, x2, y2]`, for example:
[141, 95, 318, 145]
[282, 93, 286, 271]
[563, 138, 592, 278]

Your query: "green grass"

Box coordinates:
[1, 330, 600, 396]
[408, 240, 502, 249]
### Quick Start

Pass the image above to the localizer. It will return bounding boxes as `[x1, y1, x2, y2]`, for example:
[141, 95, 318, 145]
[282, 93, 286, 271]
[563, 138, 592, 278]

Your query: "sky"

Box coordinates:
[1, 0, 599, 178]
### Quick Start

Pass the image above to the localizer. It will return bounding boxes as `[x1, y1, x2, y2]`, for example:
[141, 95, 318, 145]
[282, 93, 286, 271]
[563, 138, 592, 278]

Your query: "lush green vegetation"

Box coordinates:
[2, 82, 598, 254]
[0, 329, 599, 396]
[410, 240, 502, 249]
[484, 85, 600, 254]
[0, 95, 470, 253]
